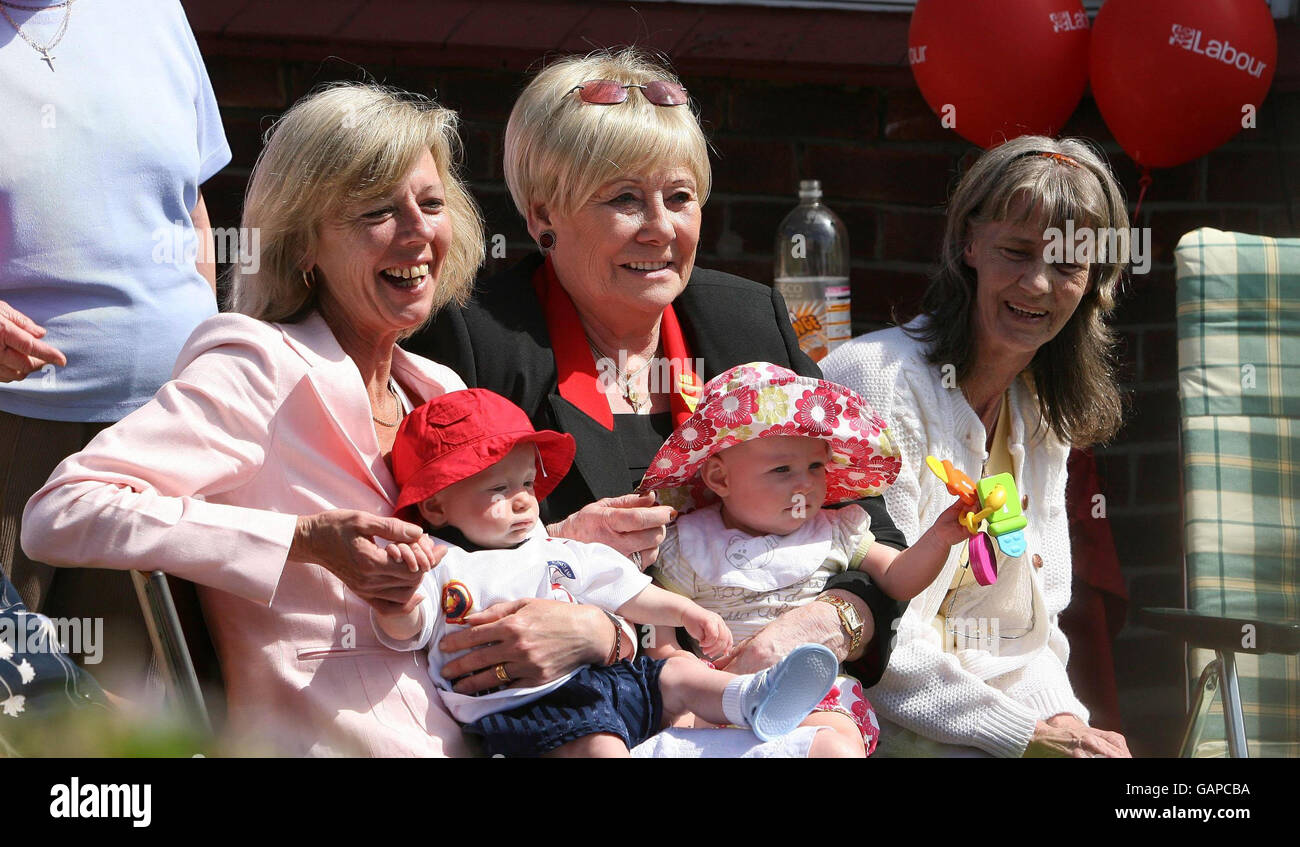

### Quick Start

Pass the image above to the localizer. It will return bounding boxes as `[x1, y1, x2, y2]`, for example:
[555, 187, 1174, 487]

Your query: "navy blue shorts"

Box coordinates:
[465, 656, 666, 757]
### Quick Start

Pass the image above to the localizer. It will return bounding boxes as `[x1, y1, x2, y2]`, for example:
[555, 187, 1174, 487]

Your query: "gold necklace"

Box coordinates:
[588, 339, 656, 413]
[372, 380, 402, 428]
[0, 0, 75, 72]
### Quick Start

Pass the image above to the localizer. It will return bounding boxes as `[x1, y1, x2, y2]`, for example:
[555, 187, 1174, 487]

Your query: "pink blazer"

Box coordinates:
[23, 311, 470, 756]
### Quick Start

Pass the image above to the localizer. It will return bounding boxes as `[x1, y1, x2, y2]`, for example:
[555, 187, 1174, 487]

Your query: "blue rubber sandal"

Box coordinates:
[744, 643, 838, 741]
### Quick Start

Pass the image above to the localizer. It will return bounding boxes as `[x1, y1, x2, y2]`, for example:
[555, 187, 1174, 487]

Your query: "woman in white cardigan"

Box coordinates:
[823, 136, 1132, 758]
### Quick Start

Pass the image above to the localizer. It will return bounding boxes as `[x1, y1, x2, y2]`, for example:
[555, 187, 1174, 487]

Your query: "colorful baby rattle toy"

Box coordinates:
[924, 456, 1030, 586]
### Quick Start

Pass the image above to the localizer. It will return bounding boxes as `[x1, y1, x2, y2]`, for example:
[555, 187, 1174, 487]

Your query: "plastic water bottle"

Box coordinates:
[773, 180, 851, 362]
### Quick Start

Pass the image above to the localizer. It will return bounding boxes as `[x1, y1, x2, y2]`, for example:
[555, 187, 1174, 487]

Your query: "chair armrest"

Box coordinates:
[1140, 607, 1300, 655]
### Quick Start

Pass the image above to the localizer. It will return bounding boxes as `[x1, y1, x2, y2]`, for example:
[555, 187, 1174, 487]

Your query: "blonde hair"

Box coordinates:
[230, 83, 485, 330]
[909, 135, 1130, 447]
[504, 47, 712, 221]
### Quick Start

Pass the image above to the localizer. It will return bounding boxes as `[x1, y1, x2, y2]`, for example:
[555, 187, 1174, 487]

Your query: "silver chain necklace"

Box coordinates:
[0, 0, 75, 72]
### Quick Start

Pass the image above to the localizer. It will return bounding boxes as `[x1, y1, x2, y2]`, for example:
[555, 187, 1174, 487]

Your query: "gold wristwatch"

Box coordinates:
[816, 593, 864, 656]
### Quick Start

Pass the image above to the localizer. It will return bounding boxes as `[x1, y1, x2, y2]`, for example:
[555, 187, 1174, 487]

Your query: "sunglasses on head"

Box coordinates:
[564, 79, 689, 107]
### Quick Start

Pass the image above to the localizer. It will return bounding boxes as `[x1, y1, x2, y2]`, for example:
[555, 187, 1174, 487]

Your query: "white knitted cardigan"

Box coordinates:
[822, 321, 1090, 758]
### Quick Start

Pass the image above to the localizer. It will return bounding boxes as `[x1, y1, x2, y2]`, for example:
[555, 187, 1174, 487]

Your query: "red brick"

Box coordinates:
[362, 65, 444, 100]
[1114, 330, 1138, 386]
[475, 188, 530, 251]
[219, 113, 273, 171]
[1058, 96, 1113, 143]
[1256, 208, 1300, 238]
[1118, 387, 1179, 443]
[729, 82, 877, 142]
[714, 200, 790, 259]
[179, 0, 239, 36]
[803, 146, 954, 206]
[225, 0, 367, 40]
[1142, 328, 1178, 384]
[206, 55, 287, 109]
[1145, 209, 1228, 267]
[878, 208, 945, 263]
[444, 1, 586, 54]
[789, 12, 909, 72]
[344, 0, 478, 45]
[699, 201, 727, 257]
[1276, 19, 1300, 90]
[1208, 150, 1300, 204]
[283, 59, 375, 106]
[1238, 90, 1300, 147]
[850, 267, 930, 327]
[682, 77, 730, 136]
[1092, 451, 1131, 509]
[555, 5, 703, 57]
[198, 170, 251, 234]
[674, 8, 813, 66]
[1135, 451, 1181, 506]
[832, 204, 878, 264]
[883, 88, 956, 143]
[1113, 270, 1175, 324]
[1110, 154, 1201, 206]
[711, 137, 797, 196]
[705, 259, 775, 288]
[460, 125, 499, 182]
[436, 70, 523, 124]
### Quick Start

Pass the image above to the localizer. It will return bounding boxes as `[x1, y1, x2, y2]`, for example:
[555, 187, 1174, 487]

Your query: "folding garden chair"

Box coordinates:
[1142, 228, 1300, 757]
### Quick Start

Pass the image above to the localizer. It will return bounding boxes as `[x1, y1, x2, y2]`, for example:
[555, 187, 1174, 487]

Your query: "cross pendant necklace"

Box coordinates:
[0, 0, 74, 73]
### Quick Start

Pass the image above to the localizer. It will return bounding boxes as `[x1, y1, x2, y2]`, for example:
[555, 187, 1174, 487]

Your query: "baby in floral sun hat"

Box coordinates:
[638, 363, 968, 756]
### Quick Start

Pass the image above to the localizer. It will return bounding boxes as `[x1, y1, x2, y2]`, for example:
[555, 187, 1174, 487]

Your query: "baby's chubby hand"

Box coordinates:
[933, 498, 974, 547]
[378, 533, 446, 573]
[683, 606, 733, 658]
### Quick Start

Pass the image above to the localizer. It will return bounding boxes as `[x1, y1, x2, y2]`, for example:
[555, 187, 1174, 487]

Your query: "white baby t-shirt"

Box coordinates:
[372, 529, 651, 724]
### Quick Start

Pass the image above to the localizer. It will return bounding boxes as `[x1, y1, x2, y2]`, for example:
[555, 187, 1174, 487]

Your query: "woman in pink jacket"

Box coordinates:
[21, 84, 626, 756]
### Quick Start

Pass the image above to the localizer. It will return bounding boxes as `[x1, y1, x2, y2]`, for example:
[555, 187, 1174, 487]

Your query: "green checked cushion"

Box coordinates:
[1176, 228, 1300, 753]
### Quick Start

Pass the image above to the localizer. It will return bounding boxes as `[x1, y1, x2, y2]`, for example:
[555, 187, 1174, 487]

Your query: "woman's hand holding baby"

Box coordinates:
[547, 493, 675, 568]
[290, 510, 446, 615]
[384, 534, 443, 573]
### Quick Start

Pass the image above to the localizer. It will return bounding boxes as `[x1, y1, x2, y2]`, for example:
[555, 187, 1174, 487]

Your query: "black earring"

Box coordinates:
[538, 230, 556, 253]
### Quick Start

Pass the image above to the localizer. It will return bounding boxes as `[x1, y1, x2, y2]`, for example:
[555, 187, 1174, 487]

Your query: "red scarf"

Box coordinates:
[532, 257, 701, 431]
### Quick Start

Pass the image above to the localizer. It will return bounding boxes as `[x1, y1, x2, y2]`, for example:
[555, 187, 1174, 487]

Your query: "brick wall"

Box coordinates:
[192, 5, 1300, 756]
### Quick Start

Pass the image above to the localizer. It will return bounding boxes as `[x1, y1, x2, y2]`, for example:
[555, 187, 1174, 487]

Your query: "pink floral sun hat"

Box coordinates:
[636, 362, 902, 513]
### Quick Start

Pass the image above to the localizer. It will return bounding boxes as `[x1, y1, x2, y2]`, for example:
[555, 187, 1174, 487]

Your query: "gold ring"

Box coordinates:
[494, 663, 510, 683]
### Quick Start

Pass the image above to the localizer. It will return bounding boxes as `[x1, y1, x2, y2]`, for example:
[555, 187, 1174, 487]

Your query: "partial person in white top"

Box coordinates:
[0, 0, 229, 421]
[0, 0, 230, 694]
[822, 135, 1134, 758]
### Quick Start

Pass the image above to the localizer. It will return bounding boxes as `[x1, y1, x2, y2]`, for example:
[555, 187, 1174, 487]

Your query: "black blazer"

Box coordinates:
[403, 252, 905, 683]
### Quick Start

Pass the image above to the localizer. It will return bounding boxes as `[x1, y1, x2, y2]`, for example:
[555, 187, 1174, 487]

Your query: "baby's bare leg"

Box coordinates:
[543, 732, 631, 758]
[803, 711, 867, 758]
[657, 654, 735, 727]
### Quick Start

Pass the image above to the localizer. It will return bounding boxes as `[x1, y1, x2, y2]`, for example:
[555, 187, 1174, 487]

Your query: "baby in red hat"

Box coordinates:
[638, 363, 969, 757]
[372, 388, 844, 757]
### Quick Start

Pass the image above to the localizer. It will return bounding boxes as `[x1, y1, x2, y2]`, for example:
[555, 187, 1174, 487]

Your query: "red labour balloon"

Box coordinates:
[1091, 0, 1277, 169]
[908, 0, 1091, 148]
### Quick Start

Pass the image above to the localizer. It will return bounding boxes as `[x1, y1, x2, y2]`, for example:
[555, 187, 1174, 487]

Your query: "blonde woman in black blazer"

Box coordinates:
[406, 48, 903, 693]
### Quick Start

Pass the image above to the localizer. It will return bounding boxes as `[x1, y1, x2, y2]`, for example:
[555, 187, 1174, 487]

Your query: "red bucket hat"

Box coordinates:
[392, 389, 576, 513]
[637, 362, 901, 514]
